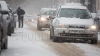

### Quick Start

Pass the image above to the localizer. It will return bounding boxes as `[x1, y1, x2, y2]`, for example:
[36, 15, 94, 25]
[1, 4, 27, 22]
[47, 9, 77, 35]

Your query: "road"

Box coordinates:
[1, 20, 100, 56]
[25, 21, 84, 56]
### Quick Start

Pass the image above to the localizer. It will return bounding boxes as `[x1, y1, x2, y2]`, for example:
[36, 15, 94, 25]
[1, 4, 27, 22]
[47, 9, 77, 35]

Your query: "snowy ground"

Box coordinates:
[1, 24, 57, 56]
[1, 21, 100, 56]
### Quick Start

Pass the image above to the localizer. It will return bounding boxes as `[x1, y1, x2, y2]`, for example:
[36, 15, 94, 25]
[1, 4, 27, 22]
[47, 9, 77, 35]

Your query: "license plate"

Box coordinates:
[69, 30, 84, 33]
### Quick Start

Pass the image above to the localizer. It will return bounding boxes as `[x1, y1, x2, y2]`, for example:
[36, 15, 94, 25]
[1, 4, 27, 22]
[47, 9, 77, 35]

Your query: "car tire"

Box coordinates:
[0, 31, 2, 54]
[50, 28, 53, 39]
[38, 26, 42, 31]
[8, 23, 11, 36]
[0, 43, 1, 54]
[14, 22, 16, 28]
[11, 27, 14, 33]
[53, 37, 58, 42]
[0, 42, 1, 54]
[8, 30, 11, 36]
[2, 37, 8, 49]
[91, 39, 97, 44]
[51, 26, 58, 42]
[37, 20, 42, 31]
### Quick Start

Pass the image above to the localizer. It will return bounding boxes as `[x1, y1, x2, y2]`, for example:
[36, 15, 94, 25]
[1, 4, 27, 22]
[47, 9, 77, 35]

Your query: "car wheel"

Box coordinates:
[14, 22, 16, 28]
[8, 30, 11, 36]
[50, 28, 53, 39]
[2, 37, 8, 49]
[0, 31, 2, 54]
[51, 26, 58, 42]
[38, 26, 42, 31]
[53, 37, 58, 42]
[11, 27, 14, 33]
[91, 39, 97, 44]
[8, 23, 11, 36]
[0, 42, 1, 54]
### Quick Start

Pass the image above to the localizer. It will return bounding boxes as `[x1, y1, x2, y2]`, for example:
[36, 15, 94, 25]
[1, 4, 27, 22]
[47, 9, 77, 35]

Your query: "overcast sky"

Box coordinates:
[6, 0, 58, 14]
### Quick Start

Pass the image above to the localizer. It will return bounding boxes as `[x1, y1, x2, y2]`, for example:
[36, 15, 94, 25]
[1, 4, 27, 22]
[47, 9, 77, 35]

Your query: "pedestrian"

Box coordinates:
[17, 7, 25, 28]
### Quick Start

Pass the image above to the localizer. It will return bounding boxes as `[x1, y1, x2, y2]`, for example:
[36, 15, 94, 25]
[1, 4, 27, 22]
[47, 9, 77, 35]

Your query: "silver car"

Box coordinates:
[49, 3, 98, 44]
[37, 8, 56, 31]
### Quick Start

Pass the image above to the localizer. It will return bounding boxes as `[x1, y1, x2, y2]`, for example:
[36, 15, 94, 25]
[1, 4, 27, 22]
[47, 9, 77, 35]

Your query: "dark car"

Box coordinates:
[37, 8, 56, 31]
[0, 8, 8, 54]
[12, 10, 18, 28]
[0, 1, 12, 36]
[7, 5, 15, 33]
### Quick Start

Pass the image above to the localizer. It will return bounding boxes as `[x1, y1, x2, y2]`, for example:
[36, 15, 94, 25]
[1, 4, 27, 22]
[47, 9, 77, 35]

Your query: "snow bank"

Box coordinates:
[1, 23, 57, 56]
[75, 43, 100, 56]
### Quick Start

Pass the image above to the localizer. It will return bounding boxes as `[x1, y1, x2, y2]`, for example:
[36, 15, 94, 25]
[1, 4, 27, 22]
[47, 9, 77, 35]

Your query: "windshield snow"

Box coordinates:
[59, 8, 91, 19]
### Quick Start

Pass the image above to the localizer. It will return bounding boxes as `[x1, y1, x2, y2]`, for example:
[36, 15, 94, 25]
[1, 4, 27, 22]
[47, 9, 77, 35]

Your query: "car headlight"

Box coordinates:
[89, 25, 97, 29]
[32, 20, 34, 21]
[40, 17, 46, 21]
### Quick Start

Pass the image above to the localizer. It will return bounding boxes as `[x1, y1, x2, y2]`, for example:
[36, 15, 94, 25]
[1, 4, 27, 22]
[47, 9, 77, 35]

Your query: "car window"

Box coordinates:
[42, 10, 55, 15]
[59, 8, 91, 19]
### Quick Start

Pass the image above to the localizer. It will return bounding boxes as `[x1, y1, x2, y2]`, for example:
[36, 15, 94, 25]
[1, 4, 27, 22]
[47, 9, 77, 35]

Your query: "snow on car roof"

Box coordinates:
[0, 1, 8, 11]
[64, 3, 82, 6]
[41, 8, 56, 10]
[41, 8, 56, 13]
[41, 8, 55, 11]
[61, 3, 87, 9]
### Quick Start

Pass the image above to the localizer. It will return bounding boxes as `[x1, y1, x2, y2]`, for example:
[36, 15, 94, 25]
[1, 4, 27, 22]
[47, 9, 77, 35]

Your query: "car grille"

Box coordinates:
[68, 25, 86, 28]
[60, 33, 94, 37]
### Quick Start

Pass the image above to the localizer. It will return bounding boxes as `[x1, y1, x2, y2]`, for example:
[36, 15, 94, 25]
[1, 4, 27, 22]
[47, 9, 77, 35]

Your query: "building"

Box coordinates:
[59, 0, 97, 12]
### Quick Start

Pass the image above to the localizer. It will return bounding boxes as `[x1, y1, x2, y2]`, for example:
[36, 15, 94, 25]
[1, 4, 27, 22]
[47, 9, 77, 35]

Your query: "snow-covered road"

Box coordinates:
[1, 21, 100, 56]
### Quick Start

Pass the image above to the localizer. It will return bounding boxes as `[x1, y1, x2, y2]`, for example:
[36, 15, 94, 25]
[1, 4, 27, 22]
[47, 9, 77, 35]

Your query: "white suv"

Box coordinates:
[50, 3, 98, 44]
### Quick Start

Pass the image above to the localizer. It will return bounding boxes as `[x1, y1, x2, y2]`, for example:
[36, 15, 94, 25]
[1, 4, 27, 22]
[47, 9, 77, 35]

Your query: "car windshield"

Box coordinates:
[42, 10, 55, 15]
[59, 8, 91, 19]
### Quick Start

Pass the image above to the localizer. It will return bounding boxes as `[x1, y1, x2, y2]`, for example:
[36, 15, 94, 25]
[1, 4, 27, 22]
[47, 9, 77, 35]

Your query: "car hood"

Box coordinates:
[56, 17, 94, 26]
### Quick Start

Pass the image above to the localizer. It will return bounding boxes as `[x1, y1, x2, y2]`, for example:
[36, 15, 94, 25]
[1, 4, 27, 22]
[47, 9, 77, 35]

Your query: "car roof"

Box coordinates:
[41, 8, 56, 13]
[0, 1, 8, 11]
[60, 3, 87, 9]
[41, 8, 56, 10]
[41, 8, 56, 12]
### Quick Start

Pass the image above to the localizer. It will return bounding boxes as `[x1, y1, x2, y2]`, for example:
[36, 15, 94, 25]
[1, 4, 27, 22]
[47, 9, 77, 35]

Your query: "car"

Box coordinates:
[25, 15, 34, 21]
[97, 10, 100, 18]
[37, 8, 56, 31]
[0, 1, 8, 53]
[93, 11, 100, 32]
[12, 10, 18, 28]
[91, 13, 97, 19]
[49, 3, 98, 44]
[0, 1, 12, 36]
[7, 5, 16, 33]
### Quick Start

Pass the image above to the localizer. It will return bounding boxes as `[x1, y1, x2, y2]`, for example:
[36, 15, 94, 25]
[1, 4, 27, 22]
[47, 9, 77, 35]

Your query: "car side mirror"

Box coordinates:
[94, 17, 99, 21]
[49, 16, 55, 19]
[1, 10, 9, 14]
